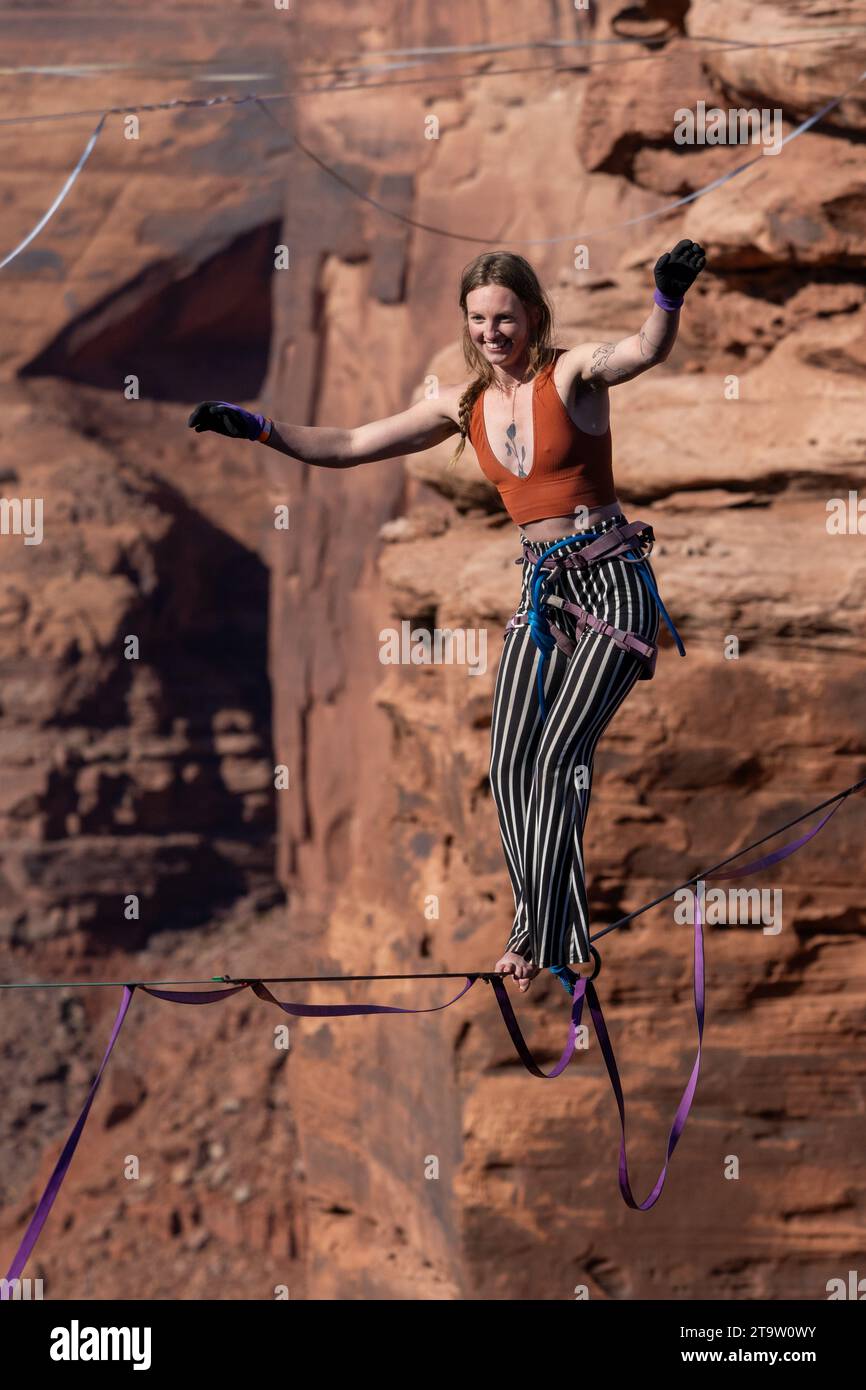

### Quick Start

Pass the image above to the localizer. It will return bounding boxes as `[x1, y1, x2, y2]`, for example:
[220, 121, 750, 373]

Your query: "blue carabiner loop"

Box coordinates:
[525, 532, 597, 721]
[549, 948, 601, 992]
[549, 963, 578, 995]
[631, 553, 686, 657]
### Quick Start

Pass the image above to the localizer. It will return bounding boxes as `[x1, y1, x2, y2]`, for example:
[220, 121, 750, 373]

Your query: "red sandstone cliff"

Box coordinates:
[1, 0, 864, 1301]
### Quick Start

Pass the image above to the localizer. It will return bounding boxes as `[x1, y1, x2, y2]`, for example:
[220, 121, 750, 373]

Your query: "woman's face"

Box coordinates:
[465, 284, 536, 368]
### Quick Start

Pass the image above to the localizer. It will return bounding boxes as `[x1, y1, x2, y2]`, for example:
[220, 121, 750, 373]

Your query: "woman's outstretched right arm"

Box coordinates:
[264, 393, 461, 469]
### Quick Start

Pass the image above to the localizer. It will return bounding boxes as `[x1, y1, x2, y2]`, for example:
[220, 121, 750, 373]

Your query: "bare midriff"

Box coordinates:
[519, 497, 624, 542]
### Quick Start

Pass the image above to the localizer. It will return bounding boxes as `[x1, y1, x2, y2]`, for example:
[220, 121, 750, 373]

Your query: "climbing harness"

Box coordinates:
[2, 778, 861, 1288]
[504, 521, 686, 718]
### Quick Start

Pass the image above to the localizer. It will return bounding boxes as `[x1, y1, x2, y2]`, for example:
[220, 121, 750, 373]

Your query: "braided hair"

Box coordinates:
[446, 251, 557, 472]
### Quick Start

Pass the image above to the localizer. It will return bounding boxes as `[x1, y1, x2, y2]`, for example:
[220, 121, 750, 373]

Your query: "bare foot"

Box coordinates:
[494, 950, 540, 994]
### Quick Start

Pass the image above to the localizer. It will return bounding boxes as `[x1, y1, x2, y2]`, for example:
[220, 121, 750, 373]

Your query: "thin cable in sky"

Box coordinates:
[0, 43, 863, 268]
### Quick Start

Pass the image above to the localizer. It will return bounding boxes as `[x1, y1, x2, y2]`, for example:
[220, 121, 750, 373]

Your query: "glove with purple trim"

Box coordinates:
[187, 401, 272, 441]
[653, 240, 706, 301]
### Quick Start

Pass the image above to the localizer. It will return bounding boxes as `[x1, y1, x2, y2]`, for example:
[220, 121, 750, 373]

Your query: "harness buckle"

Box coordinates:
[621, 526, 655, 563]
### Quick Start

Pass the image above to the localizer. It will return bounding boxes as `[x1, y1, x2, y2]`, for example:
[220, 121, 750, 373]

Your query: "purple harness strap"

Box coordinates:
[507, 520, 659, 678]
[513, 521, 654, 572]
[506, 603, 658, 675]
[0, 797, 849, 1289]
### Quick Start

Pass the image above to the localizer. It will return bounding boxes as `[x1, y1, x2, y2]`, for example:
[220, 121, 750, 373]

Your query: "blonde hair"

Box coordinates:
[447, 251, 557, 471]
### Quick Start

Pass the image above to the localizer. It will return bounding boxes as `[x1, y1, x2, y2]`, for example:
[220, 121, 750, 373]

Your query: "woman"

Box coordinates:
[188, 239, 706, 996]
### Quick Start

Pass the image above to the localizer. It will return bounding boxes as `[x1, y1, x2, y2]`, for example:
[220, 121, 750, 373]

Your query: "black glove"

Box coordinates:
[653, 240, 706, 299]
[187, 401, 271, 441]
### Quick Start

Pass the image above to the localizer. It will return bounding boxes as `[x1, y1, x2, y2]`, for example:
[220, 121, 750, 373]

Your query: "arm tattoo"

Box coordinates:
[590, 342, 630, 382]
[639, 326, 666, 358]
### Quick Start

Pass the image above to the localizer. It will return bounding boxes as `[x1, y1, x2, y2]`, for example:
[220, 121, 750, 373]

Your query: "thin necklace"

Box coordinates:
[495, 369, 531, 477]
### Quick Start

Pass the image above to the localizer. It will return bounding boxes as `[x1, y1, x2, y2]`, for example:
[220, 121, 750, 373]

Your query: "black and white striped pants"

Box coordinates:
[489, 514, 660, 968]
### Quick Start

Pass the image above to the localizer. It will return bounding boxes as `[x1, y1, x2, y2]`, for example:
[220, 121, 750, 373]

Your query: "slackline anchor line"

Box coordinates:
[2, 776, 863, 1291]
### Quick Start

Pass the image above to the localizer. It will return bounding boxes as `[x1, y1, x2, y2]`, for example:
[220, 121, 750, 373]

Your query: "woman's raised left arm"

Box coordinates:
[565, 238, 707, 388]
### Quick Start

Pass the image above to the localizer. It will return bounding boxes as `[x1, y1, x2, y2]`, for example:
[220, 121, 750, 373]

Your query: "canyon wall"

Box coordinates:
[1, 0, 864, 1300]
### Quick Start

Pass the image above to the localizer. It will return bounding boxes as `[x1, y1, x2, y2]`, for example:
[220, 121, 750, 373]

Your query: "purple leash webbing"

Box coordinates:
[2, 983, 139, 1289]
[488, 912, 702, 1210]
[0, 798, 850, 1288]
[244, 977, 477, 1017]
[0, 978, 477, 1294]
[486, 801, 842, 1210]
[1, 984, 252, 1292]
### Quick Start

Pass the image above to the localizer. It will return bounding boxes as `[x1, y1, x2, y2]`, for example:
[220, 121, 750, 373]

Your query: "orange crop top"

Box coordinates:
[467, 347, 616, 525]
